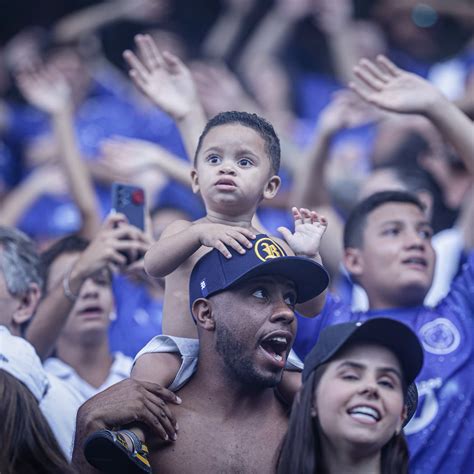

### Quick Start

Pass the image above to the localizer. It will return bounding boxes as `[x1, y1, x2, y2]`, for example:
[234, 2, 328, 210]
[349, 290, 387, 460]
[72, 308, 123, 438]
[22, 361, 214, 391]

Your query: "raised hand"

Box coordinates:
[350, 55, 445, 115]
[16, 66, 71, 115]
[123, 34, 199, 120]
[70, 213, 151, 281]
[278, 207, 327, 258]
[193, 222, 256, 258]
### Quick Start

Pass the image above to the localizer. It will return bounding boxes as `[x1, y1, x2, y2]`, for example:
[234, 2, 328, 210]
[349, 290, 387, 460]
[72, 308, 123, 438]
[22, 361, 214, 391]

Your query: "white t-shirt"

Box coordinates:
[44, 351, 133, 403]
[0, 326, 82, 459]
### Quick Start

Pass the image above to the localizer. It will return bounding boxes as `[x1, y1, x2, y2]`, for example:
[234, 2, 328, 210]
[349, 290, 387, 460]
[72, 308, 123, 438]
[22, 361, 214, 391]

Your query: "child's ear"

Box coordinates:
[192, 298, 215, 331]
[343, 247, 364, 277]
[263, 175, 281, 200]
[191, 169, 200, 194]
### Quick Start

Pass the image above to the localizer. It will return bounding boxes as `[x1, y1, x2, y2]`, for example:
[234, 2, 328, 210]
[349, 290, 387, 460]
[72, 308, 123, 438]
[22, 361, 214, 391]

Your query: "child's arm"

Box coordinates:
[350, 55, 474, 175]
[278, 207, 328, 317]
[144, 220, 256, 278]
[123, 34, 206, 162]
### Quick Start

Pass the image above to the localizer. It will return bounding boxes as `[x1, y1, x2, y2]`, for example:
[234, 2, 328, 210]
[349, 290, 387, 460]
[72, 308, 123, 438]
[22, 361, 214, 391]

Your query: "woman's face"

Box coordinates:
[314, 343, 406, 455]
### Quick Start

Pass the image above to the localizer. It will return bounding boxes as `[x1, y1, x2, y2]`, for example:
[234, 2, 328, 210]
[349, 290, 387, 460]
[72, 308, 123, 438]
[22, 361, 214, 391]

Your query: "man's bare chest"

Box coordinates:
[150, 411, 287, 473]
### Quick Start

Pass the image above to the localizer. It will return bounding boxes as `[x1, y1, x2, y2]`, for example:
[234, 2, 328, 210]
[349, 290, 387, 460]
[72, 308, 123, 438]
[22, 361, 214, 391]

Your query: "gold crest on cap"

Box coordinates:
[254, 237, 286, 261]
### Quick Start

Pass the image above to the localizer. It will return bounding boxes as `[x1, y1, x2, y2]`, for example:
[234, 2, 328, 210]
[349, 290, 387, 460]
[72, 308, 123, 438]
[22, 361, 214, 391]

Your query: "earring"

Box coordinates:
[109, 311, 117, 321]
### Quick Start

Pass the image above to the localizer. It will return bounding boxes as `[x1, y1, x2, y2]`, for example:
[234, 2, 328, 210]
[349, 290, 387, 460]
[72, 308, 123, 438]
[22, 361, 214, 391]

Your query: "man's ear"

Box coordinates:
[343, 247, 364, 277]
[263, 175, 281, 200]
[191, 169, 200, 194]
[11, 282, 41, 326]
[192, 298, 215, 331]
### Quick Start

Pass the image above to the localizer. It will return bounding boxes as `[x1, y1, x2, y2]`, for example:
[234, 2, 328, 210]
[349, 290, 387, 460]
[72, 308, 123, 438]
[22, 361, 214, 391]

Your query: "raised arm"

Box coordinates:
[16, 67, 101, 238]
[53, 0, 168, 42]
[25, 213, 150, 359]
[350, 55, 474, 175]
[99, 136, 192, 187]
[123, 34, 206, 161]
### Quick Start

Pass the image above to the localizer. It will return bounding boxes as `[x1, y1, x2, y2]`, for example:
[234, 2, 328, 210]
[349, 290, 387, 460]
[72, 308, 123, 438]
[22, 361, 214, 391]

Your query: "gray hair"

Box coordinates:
[0, 226, 44, 298]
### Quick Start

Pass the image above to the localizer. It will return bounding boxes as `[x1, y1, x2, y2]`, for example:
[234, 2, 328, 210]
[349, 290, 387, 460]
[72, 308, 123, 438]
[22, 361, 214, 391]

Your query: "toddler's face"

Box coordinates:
[192, 124, 278, 212]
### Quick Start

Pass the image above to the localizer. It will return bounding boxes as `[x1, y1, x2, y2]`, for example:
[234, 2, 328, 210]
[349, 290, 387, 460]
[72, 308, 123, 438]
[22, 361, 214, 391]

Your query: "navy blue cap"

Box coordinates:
[302, 318, 424, 426]
[189, 234, 329, 308]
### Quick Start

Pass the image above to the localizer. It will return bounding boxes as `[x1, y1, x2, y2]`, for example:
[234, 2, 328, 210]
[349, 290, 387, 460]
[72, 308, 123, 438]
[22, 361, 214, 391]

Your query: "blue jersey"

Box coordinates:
[294, 253, 474, 474]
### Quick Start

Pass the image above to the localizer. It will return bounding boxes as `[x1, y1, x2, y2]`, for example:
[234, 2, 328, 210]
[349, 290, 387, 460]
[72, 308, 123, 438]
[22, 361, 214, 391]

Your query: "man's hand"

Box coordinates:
[278, 207, 327, 259]
[72, 378, 181, 469]
[16, 66, 72, 115]
[123, 34, 199, 121]
[350, 55, 445, 116]
[193, 222, 256, 258]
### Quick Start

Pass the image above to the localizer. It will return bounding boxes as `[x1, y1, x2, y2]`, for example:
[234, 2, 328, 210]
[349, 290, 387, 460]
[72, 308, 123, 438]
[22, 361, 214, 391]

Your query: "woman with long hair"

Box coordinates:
[0, 370, 76, 474]
[278, 318, 423, 474]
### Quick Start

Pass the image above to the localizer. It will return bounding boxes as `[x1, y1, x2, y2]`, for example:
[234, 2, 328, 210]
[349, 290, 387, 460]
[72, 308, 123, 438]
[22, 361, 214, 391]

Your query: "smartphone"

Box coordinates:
[111, 182, 145, 230]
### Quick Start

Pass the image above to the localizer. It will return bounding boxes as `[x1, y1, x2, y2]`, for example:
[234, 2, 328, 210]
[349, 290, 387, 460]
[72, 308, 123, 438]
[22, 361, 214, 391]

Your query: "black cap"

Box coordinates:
[302, 318, 424, 426]
[189, 234, 329, 307]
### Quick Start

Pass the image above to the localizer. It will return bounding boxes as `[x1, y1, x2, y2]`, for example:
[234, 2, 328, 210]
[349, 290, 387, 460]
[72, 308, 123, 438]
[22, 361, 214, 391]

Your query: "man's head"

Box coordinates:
[343, 191, 435, 308]
[191, 112, 282, 215]
[41, 235, 114, 345]
[0, 227, 43, 334]
[189, 235, 329, 389]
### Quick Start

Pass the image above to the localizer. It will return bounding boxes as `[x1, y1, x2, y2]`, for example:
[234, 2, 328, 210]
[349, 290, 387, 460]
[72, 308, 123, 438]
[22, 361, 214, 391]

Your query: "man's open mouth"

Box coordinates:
[259, 332, 291, 364]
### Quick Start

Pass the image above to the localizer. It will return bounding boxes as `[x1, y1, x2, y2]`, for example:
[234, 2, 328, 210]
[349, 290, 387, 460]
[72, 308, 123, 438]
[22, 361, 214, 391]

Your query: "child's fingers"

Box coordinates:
[292, 207, 303, 225]
[214, 240, 232, 258]
[278, 226, 293, 243]
[223, 235, 246, 255]
[232, 231, 253, 249]
[300, 208, 312, 224]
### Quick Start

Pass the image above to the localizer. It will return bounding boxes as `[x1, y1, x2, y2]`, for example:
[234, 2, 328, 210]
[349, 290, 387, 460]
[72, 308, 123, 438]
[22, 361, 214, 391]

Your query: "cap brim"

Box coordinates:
[224, 256, 329, 303]
[342, 318, 424, 386]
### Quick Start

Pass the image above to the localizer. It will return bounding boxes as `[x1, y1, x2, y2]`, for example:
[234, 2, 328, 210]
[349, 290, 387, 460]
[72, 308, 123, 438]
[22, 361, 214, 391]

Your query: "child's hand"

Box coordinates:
[278, 207, 327, 258]
[16, 66, 72, 115]
[350, 55, 445, 116]
[194, 222, 256, 259]
[123, 34, 199, 121]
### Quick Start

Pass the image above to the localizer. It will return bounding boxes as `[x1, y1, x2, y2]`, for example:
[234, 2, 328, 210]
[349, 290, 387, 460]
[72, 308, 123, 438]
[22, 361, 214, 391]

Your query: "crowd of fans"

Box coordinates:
[0, 0, 473, 473]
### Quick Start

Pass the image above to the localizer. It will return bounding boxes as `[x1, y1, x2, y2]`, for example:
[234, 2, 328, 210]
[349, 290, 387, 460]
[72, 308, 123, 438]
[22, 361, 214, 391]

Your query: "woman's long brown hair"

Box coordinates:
[0, 370, 76, 474]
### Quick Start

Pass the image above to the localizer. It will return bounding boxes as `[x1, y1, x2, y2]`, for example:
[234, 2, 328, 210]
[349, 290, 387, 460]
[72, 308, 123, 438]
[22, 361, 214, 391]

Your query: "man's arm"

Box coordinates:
[72, 378, 181, 473]
[123, 34, 206, 162]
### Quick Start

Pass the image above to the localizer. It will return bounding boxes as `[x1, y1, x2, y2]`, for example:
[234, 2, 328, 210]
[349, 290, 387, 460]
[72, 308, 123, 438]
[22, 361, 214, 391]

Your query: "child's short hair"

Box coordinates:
[194, 111, 281, 174]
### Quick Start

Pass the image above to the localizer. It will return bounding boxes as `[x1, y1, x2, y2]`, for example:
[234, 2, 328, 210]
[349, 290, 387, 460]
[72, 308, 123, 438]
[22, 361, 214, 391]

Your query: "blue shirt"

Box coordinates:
[294, 253, 474, 474]
[109, 275, 164, 358]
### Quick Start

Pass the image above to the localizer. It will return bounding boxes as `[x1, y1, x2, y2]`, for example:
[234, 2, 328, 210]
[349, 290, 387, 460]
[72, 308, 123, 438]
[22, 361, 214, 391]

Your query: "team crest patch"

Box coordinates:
[254, 237, 286, 261]
[419, 318, 461, 355]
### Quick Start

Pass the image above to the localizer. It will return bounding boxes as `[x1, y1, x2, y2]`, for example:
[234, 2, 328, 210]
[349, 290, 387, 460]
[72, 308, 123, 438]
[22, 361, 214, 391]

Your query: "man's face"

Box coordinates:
[210, 275, 297, 388]
[47, 252, 114, 343]
[192, 124, 279, 214]
[349, 202, 435, 308]
[0, 265, 18, 330]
